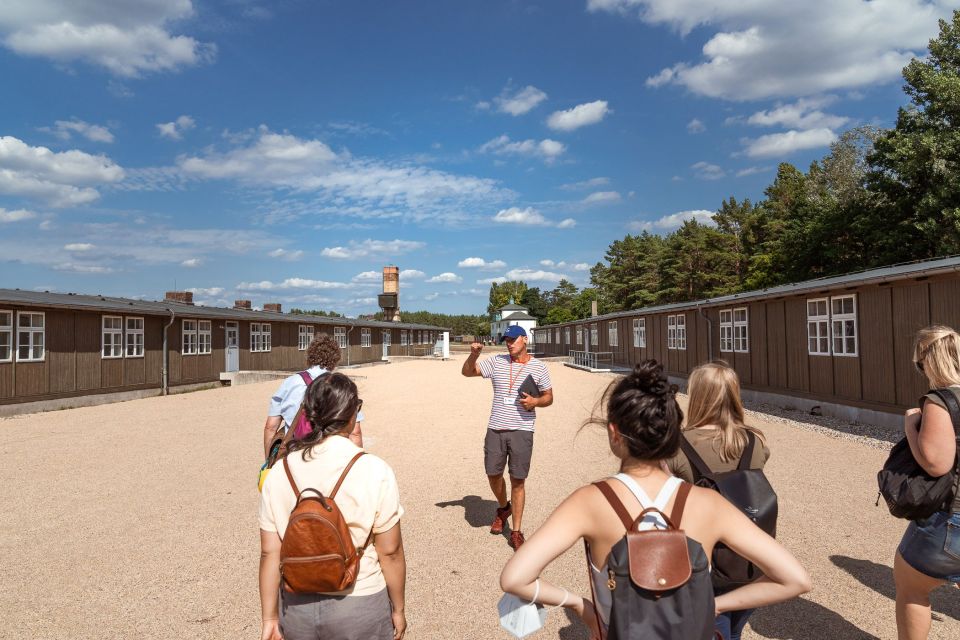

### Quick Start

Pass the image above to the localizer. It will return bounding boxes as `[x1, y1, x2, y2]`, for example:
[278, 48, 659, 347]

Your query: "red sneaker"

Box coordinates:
[490, 502, 512, 534]
[509, 531, 525, 550]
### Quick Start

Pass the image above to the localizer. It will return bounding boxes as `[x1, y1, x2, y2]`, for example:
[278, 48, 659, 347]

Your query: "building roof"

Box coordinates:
[536, 255, 960, 329]
[499, 303, 527, 311]
[0, 288, 447, 331]
[497, 311, 536, 321]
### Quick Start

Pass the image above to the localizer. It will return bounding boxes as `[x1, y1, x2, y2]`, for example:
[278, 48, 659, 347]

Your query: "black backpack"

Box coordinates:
[679, 431, 778, 592]
[876, 389, 960, 520]
[587, 480, 717, 640]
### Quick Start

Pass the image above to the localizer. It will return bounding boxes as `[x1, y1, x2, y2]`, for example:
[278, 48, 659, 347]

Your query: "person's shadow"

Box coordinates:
[748, 596, 880, 639]
[435, 495, 500, 528]
[830, 554, 960, 622]
[558, 606, 590, 639]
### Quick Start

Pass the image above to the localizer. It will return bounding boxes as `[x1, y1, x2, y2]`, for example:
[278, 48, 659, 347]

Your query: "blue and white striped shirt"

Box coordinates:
[479, 355, 552, 432]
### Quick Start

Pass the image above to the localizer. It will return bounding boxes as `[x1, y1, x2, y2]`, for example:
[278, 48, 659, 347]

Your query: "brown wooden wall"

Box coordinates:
[536, 273, 960, 415]
[0, 305, 437, 406]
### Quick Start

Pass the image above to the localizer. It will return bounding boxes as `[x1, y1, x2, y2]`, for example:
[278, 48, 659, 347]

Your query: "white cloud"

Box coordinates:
[0, 1, 215, 77]
[268, 248, 304, 261]
[546, 100, 611, 131]
[0, 135, 124, 206]
[746, 97, 850, 130]
[493, 206, 547, 225]
[64, 242, 94, 251]
[692, 161, 726, 180]
[41, 119, 114, 143]
[320, 238, 425, 260]
[424, 292, 440, 301]
[0, 207, 35, 222]
[687, 118, 706, 134]
[479, 134, 566, 163]
[742, 128, 837, 158]
[237, 278, 351, 291]
[157, 115, 195, 140]
[427, 272, 462, 283]
[187, 287, 225, 297]
[628, 209, 716, 232]
[505, 268, 566, 283]
[180, 258, 202, 267]
[560, 176, 610, 191]
[352, 271, 381, 283]
[592, 0, 956, 101]
[400, 269, 426, 279]
[582, 190, 621, 205]
[493, 85, 549, 116]
[557, 218, 577, 229]
[736, 166, 770, 177]
[53, 262, 112, 273]
[477, 276, 508, 285]
[458, 257, 507, 270]
[573, 263, 590, 271]
[540, 259, 590, 271]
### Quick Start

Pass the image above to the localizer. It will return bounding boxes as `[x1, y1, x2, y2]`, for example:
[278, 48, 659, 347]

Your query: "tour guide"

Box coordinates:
[461, 325, 553, 550]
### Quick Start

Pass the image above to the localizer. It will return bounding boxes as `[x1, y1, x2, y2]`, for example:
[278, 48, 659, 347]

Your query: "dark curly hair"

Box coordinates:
[584, 359, 683, 460]
[286, 372, 360, 460]
[306, 333, 341, 369]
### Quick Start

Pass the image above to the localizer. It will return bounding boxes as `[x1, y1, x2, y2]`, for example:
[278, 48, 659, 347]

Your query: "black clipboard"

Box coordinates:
[517, 374, 541, 398]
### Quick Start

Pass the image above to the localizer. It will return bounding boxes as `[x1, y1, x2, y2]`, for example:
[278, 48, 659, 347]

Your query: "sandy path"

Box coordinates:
[0, 354, 957, 640]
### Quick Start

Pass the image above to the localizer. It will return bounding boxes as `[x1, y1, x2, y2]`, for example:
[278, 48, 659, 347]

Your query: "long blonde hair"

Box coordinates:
[913, 325, 960, 389]
[684, 361, 764, 462]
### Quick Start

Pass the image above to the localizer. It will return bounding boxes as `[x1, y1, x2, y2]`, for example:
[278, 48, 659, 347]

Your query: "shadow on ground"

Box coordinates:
[558, 606, 590, 640]
[749, 596, 880, 639]
[831, 554, 960, 622]
[435, 495, 499, 528]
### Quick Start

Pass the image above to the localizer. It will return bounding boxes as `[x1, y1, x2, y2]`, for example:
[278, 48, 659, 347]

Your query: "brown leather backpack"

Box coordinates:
[279, 452, 370, 593]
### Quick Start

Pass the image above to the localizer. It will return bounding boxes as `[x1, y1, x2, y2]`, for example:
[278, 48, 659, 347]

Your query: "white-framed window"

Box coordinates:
[361, 328, 371, 347]
[125, 317, 144, 358]
[807, 298, 830, 356]
[334, 326, 347, 349]
[102, 315, 123, 358]
[831, 295, 858, 357]
[576, 326, 583, 345]
[677, 314, 686, 350]
[564, 327, 571, 344]
[633, 318, 646, 348]
[667, 315, 677, 350]
[554, 328, 559, 344]
[182, 320, 198, 355]
[382, 330, 392, 346]
[17, 312, 45, 362]
[0, 310, 13, 362]
[608, 321, 618, 347]
[719, 310, 733, 353]
[733, 308, 749, 353]
[298, 325, 314, 351]
[251, 322, 272, 352]
[198, 320, 212, 355]
[400, 330, 409, 346]
[590, 323, 598, 347]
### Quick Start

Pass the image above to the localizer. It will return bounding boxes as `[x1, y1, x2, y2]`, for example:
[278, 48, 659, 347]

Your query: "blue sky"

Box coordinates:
[1, 0, 957, 315]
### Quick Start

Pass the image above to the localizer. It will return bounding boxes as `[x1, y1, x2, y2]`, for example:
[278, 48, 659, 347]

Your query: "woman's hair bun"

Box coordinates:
[627, 360, 672, 397]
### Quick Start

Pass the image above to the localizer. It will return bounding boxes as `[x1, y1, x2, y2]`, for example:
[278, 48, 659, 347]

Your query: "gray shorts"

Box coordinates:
[484, 429, 534, 479]
[280, 587, 393, 640]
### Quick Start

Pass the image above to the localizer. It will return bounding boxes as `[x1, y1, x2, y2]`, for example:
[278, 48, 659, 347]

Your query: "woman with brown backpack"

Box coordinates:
[258, 373, 406, 640]
[499, 360, 809, 639]
[666, 362, 773, 640]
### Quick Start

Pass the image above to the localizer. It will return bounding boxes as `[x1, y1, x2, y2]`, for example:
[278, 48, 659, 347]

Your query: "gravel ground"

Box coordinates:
[0, 354, 957, 640]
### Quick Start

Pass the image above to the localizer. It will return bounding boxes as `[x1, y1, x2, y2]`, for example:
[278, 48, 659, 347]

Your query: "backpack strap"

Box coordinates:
[737, 431, 757, 471]
[330, 452, 366, 499]
[679, 435, 713, 480]
[669, 481, 692, 526]
[298, 370, 313, 385]
[928, 388, 960, 513]
[282, 456, 300, 497]
[592, 481, 634, 531]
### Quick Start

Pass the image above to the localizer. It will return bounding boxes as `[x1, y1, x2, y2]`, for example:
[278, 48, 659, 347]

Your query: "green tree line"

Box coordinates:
[489, 13, 960, 322]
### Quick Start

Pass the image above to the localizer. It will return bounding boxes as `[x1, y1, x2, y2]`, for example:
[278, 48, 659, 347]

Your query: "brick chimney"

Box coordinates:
[165, 291, 194, 305]
[263, 303, 282, 313]
[234, 300, 252, 310]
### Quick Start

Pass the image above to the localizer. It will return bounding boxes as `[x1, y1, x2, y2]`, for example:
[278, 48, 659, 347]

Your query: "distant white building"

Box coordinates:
[491, 300, 538, 344]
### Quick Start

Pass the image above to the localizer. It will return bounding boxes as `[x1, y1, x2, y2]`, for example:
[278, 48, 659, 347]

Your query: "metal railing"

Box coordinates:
[569, 350, 614, 369]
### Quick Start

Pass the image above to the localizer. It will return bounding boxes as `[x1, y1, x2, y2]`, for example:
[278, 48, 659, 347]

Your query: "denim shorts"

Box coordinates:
[898, 510, 960, 583]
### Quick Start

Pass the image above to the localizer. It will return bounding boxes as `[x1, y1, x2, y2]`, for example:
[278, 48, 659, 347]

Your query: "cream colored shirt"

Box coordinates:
[258, 435, 404, 596]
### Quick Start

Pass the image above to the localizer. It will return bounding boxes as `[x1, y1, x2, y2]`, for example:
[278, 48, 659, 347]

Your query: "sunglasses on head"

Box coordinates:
[915, 360, 925, 374]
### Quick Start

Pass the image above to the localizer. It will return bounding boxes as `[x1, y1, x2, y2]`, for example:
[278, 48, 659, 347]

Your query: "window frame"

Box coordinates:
[382, 329, 392, 346]
[298, 324, 314, 351]
[251, 322, 272, 353]
[125, 316, 144, 358]
[361, 328, 372, 348]
[806, 298, 831, 356]
[198, 320, 212, 355]
[102, 315, 124, 359]
[733, 307, 749, 353]
[830, 294, 858, 357]
[564, 327, 570, 345]
[719, 309, 733, 353]
[633, 317, 646, 348]
[182, 319, 198, 356]
[608, 321, 618, 347]
[576, 326, 583, 345]
[590, 323, 598, 347]
[0, 310, 13, 362]
[667, 315, 677, 350]
[334, 326, 347, 349]
[16, 311, 45, 362]
[676, 314, 687, 350]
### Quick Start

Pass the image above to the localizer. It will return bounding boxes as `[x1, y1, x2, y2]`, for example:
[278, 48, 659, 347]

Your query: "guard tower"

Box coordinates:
[378, 265, 401, 322]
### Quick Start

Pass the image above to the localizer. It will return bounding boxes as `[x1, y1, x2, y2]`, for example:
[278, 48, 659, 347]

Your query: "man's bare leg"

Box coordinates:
[510, 476, 525, 532]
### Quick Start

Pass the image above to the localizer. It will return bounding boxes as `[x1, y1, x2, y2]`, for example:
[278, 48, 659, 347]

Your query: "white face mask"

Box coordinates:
[498, 581, 548, 639]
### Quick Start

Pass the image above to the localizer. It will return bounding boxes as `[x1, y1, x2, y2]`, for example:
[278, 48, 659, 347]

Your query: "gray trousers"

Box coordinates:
[280, 588, 393, 640]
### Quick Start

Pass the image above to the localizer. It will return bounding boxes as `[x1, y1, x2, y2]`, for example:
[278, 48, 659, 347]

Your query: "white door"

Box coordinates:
[225, 322, 239, 372]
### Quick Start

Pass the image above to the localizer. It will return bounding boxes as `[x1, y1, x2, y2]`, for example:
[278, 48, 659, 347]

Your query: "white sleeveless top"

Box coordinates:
[590, 474, 684, 624]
